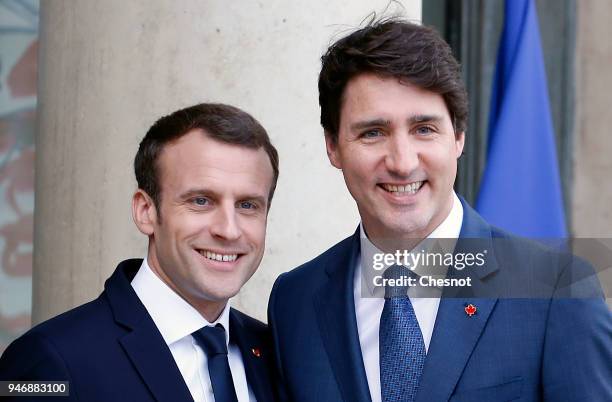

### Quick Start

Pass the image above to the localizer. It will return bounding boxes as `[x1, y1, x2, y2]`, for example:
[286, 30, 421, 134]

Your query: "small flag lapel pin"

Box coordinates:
[251, 347, 262, 357]
[464, 303, 477, 317]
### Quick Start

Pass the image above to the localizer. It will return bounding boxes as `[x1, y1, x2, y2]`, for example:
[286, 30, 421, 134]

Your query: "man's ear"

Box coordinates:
[132, 189, 158, 235]
[325, 132, 342, 169]
[455, 131, 465, 158]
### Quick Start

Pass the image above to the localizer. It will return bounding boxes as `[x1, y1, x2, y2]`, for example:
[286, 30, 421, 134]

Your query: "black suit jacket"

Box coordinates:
[0, 259, 276, 402]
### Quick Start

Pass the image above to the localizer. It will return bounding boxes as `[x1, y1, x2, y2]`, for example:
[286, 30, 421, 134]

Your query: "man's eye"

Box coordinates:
[415, 126, 434, 136]
[239, 201, 256, 210]
[361, 129, 383, 139]
[193, 197, 209, 206]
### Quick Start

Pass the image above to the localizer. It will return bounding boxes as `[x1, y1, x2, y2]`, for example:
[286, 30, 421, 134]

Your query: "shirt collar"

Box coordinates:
[131, 258, 231, 346]
[358, 192, 464, 296]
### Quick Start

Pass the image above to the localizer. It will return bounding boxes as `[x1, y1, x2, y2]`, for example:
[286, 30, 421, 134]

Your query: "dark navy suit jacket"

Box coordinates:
[0, 259, 276, 402]
[268, 201, 612, 402]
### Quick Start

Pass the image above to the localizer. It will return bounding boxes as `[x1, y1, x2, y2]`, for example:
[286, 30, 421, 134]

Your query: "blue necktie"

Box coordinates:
[379, 265, 426, 402]
[192, 324, 239, 402]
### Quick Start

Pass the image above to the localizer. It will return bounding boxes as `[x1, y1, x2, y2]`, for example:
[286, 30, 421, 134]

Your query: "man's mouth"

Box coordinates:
[197, 249, 240, 262]
[379, 181, 425, 195]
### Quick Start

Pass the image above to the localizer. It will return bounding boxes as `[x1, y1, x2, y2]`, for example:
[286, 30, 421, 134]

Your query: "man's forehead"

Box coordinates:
[156, 135, 272, 195]
[158, 131, 262, 167]
[340, 74, 452, 122]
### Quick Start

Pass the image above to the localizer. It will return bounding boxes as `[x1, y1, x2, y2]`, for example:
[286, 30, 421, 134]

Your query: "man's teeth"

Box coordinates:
[200, 250, 238, 262]
[382, 181, 423, 194]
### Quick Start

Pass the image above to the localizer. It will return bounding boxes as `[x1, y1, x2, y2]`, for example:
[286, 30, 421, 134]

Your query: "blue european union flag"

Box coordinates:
[476, 0, 567, 238]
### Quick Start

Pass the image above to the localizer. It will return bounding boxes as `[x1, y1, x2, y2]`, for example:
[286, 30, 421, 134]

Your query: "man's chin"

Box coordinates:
[377, 217, 428, 239]
[199, 285, 242, 303]
[185, 277, 243, 303]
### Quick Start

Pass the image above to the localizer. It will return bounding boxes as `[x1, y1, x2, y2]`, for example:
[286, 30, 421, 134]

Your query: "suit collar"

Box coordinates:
[131, 258, 232, 346]
[323, 228, 360, 277]
[106, 260, 276, 402]
[104, 259, 194, 402]
[456, 196, 500, 280]
[230, 310, 275, 402]
[457, 195, 494, 238]
[315, 228, 372, 402]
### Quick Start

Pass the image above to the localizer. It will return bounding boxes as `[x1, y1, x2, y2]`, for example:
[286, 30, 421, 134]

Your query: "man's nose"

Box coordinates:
[209, 205, 242, 241]
[384, 135, 419, 176]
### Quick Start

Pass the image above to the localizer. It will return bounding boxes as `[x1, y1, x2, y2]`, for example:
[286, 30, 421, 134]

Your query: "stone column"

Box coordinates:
[573, 0, 612, 237]
[34, 0, 422, 323]
[573, 0, 612, 305]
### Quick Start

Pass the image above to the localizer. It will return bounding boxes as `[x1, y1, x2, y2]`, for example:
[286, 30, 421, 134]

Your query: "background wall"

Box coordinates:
[0, 0, 38, 352]
[573, 0, 612, 238]
[573, 0, 612, 305]
[33, 0, 422, 324]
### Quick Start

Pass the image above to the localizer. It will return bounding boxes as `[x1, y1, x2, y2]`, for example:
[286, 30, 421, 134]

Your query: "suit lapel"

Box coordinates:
[415, 200, 500, 402]
[120, 327, 194, 402]
[105, 260, 194, 402]
[230, 311, 275, 402]
[415, 298, 497, 402]
[313, 230, 372, 402]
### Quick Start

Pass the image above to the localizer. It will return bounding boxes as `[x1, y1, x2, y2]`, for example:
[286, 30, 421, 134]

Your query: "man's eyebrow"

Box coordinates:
[408, 114, 443, 124]
[240, 195, 268, 208]
[350, 119, 391, 131]
[349, 115, 444, 131]
[179, 188, 213, 199]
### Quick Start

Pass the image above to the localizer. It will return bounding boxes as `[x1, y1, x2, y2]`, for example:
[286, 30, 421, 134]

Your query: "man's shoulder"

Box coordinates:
[25, 295, 112, 344]
[484, 224, 603, 298]
[0, 296, 113, 380]
[277, 232, 356, 284]
[0, 259, 142, 379]
[18, 260, 140, 345]
[488, 224, 579, 266]
[230, 307, 266, 334]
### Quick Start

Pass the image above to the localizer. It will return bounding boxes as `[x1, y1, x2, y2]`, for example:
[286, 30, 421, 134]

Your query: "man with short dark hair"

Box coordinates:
[268, 19, 612, 402]
[0, 103, 278, 402]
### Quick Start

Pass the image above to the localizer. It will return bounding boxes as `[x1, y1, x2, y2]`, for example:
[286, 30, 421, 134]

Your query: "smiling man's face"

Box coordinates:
[326, 73, 464, 247]
[139, 129, 273, 319]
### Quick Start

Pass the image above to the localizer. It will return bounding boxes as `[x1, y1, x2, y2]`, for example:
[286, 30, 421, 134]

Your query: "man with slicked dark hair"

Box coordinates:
[1, 103, 278, 402]
[268, 19, 611, 402]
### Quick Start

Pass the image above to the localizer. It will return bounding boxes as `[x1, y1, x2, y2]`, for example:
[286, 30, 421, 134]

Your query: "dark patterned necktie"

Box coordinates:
[192, 324, 239, 402]
[379, 265, 426, 402]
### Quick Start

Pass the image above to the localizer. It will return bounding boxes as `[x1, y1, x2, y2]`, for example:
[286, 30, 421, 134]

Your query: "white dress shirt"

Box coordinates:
[131, 258, 256, 402]
[354, 193, 463, 402]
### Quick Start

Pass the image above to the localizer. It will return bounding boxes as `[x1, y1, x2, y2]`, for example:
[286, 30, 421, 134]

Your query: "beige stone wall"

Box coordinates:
[34, 1, 422, 323]
[574, 1, 612, 236]
[574, 0, 612, 304]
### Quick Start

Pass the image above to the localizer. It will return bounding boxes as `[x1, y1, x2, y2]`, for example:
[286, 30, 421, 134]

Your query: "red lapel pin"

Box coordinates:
[464, 303, 477, 317]
[251, 347, 262, 357]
